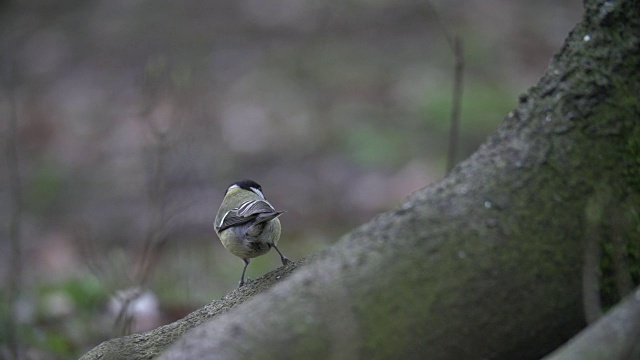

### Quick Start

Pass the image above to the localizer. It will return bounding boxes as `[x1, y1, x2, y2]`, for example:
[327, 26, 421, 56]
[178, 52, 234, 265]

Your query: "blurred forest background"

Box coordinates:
[1, 0, 582, 358]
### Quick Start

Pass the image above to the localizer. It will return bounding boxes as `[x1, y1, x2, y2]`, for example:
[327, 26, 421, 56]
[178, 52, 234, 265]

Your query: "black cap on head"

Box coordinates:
[230, 179, 262, 192]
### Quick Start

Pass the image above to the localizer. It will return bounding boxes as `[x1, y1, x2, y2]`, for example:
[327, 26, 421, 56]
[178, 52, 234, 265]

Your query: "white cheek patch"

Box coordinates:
[251, 187, 265, 199]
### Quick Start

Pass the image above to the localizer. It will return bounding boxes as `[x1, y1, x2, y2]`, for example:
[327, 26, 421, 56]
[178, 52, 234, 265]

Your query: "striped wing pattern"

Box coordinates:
[218, 200, 277, 232]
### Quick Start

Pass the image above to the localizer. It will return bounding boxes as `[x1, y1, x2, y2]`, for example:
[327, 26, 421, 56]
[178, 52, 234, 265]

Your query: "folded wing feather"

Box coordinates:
[217, 200, 279, 232]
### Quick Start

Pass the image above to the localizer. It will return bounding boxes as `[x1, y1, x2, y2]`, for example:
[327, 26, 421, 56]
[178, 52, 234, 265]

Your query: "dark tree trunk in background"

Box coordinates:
[81, 0, 640, 359]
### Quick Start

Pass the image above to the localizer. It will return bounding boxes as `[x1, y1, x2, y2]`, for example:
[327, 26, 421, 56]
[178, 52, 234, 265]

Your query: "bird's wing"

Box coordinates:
[236, 199, 277, 217]
[217, 200, 278, 232]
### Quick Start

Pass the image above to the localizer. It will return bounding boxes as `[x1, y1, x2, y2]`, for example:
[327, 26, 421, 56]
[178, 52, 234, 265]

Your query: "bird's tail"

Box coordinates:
[254, 210, 284, 225]
[246, 211, 283, 238]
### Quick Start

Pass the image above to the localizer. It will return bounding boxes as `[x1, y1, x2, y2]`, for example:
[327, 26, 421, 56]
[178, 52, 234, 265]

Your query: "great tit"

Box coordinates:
[214, 179, 290, 287]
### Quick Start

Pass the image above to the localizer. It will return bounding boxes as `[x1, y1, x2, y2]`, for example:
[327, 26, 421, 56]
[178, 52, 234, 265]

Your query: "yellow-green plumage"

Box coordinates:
[214, 180, 289, 287]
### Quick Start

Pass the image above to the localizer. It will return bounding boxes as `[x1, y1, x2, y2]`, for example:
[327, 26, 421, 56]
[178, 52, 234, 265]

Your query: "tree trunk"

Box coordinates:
[80, 0, 640, 359]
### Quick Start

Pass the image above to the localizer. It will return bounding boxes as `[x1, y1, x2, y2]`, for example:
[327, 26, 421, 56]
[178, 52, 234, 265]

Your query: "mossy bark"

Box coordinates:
[81, 0, 640, 359]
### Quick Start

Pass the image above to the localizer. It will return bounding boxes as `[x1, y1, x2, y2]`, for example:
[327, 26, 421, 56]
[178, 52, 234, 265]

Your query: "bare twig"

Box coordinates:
[112, 287, 143, 337]
[5, 56, 23, 360]
[112, 62, 179, 336]
[424, 1, 465, 173]
[446, 37, 464, 173]
[137, 127, 170, 287]
[111, 134, 170, 335]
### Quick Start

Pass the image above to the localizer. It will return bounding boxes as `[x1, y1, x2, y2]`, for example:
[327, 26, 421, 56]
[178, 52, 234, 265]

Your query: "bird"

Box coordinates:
[214, 179, 290, 287]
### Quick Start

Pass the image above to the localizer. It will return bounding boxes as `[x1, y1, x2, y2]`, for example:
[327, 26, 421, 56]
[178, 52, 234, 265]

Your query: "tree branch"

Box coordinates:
[80, 258, 307, 360]
[542, 286, 640, 360]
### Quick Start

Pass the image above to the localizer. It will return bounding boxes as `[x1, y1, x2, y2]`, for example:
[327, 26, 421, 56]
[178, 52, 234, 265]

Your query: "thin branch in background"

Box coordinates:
[446, 37, 464, 173]
[112, 287, 142, 337]
[111, 61, 180, 336]
[73, 215, 144, 336]
[137, 126, 170, 287]
[73, 223, 115, 286]
[424, 1, 465, 173]
[136, 61, 188, 287]
[111, 134, 169, 337]
[5, 56, 23, 360]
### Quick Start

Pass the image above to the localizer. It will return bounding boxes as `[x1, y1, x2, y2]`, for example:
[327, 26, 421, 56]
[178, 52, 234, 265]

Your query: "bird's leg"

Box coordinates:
[239, 258, 250, 287]
[272, 244, 291, 265]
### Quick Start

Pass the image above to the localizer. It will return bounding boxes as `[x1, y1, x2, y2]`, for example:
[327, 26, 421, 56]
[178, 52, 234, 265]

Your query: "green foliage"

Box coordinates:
[30, 277, 109, 358]
[39, 277, 107, 312]
[23, 326, 74, 358]
[345, 124, 408, 166]
[0, 276, 109, 359]
[421, 81, 513, 132]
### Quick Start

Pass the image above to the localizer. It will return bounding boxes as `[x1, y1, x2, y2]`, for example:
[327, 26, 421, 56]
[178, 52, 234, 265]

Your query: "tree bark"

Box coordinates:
[542, 286, 640, 360]
[80, 0, 640, 359]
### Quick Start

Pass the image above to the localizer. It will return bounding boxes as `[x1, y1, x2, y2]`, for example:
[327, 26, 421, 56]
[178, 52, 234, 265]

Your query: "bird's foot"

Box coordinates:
[238, 277, 253, 288]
